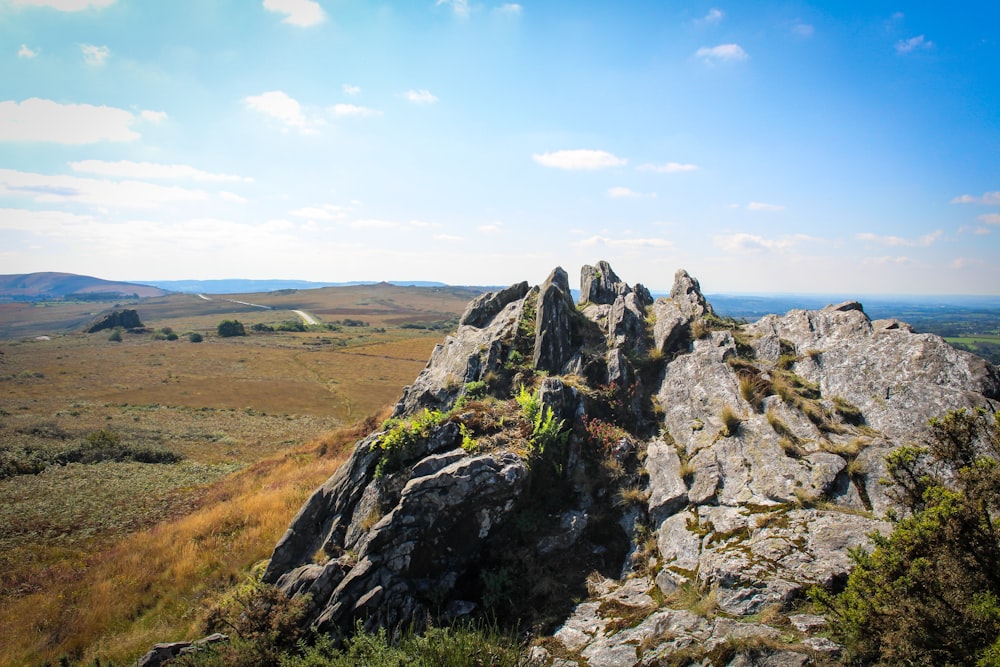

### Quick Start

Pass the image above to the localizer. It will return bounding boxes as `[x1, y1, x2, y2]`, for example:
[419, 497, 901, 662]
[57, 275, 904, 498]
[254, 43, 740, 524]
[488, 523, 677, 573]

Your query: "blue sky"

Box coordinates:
[1, 0, 998, 294]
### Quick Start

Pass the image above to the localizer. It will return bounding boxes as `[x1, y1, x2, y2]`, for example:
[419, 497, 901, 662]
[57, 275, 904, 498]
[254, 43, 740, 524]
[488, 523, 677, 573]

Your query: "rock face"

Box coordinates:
[263, 262, 1000, 665]
[85, 308, 143, 333]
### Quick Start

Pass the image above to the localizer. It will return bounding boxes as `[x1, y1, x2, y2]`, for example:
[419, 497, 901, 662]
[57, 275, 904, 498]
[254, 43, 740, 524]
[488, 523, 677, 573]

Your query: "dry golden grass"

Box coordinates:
[0, 412, 387, 666]
[0, 284, 478, 664]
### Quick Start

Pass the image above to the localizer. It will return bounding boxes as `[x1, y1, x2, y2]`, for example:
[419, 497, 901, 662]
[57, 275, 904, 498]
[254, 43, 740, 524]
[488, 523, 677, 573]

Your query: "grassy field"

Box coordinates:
[0, 283, 478, 665]
[944, 334, 1000, 345]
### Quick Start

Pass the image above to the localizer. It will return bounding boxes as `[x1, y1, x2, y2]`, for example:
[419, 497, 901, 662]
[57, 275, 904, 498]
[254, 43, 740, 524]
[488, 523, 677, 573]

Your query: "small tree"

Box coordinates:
[188, 332, 203, 343]
[217, 319, 246, 338]
[814, 408, 1000, 666]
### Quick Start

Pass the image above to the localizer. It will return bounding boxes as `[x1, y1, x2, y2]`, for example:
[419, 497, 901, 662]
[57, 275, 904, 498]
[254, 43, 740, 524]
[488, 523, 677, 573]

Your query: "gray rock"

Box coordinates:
[669, 269, 713, 318]
[534, 266, 577, 374]
[581, 260, 630, 305]
[460, 281, 530, 328]
[137, 633, 227, 667]
[645, 439, 688, 522]
[312, 452, 529, 633]
[788, 613, 827, 633]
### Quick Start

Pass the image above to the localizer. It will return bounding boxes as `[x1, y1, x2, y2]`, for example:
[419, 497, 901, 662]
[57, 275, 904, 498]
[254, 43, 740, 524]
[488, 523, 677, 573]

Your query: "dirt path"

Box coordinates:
[293, 310, 319, 325]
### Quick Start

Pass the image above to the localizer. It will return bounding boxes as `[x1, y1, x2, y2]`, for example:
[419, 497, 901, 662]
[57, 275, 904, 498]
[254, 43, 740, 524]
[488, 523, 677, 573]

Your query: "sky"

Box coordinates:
[1, 0, 998, 295]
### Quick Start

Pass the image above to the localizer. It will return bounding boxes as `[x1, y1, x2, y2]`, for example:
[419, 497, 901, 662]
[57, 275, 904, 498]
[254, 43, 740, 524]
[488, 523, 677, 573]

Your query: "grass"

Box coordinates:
[0, 413, 383, 666]
[738, 372, 771, 412]
[0, 287, 476, 665]
[720, 404, 742, 437]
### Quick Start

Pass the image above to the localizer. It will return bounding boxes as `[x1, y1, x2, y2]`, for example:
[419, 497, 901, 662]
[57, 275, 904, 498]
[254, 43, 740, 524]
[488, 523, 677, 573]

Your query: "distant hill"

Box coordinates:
[0, 272, 168, 300]
[142, 279, 449, 294]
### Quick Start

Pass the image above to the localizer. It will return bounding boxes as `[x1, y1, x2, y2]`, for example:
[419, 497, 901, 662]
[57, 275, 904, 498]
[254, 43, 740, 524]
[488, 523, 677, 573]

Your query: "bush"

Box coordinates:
[814, 408, 1000, 666]
[280, 623, 532, 667]
[217, 320, 247, 337]
[189, 332, 204, 343]
[108, 329, 122, 342]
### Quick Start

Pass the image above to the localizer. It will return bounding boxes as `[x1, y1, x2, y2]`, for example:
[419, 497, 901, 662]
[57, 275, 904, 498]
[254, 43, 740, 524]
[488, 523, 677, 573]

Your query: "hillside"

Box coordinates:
[0, 272, 168, 300]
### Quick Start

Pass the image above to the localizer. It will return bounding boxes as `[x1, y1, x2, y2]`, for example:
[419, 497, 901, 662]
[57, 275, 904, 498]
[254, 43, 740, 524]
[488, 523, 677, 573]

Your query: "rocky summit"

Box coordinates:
[262, 262, 999, 666]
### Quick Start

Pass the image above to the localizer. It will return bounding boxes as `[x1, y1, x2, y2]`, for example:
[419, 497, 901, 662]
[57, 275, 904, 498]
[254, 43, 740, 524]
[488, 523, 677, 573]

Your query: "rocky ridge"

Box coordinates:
[263, 261, 999, 666]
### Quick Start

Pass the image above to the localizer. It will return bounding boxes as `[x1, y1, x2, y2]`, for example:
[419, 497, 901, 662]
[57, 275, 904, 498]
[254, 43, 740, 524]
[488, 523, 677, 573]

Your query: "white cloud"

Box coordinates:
[608, 187, 656, 199]
[220, 191, 248, 204]
[695, 43, 748, 63]
[979, 213, 1000, 225]
[244, 90, 315, 133]
[713, 232, 808, 253]
[436, 0, 469, 17]
[495, 3, 521, 14]
[0, 98, 140, 143]
[404, 89, 439, 104]
[12, 0, 116, 10]
[0, 207, 96, 232]
[855, 230, 942, 247]
[974, 227, 992, 235]
[699, 8, 724, 24]
[69, 160, 252, 182]
[342, 84, 361, 96]
[0, 168, 208, 208]
[18, 44, 38, 58]
[638, 162, 698, 173]
[533, 149, 627, 170]
[81, 44, 110, 66]
[747, 201, 785, 211]
[478, 223, 502, 234]
[140, 110, 168, 123]
[262, 0, 325, 27]
[895, 35, 933, 54]
[952, 191, 1000, 205]
[574, 235, 673, 250]
[331, 103, 382, 118]
[951, 258, 984, 270]
[791, 22, 814, 38]
[289, 205, 348, 220]
[863, 256, 913, 265]
[349, 218, 441, 231]
[433, 233, 463, 241]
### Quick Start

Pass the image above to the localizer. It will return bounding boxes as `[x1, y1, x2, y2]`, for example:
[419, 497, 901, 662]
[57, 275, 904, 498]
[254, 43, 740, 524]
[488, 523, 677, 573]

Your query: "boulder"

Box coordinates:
[85, 308, 142, 333]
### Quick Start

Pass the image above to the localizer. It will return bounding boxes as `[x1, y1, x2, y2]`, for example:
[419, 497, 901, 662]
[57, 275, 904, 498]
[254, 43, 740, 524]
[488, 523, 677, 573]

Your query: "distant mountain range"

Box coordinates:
[0, 272, 168, 299]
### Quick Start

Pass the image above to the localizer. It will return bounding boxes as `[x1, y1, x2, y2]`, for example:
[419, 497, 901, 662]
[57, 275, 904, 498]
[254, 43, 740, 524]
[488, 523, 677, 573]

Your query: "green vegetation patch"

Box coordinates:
[813, 408, 1000, 666]
[0, 459, 241, 550]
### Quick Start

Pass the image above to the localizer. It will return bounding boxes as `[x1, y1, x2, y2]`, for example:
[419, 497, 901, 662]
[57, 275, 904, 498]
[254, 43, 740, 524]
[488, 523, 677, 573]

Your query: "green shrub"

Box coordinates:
[371, 409, 448, 478]
[189, 332, 204, 343]
[217, 320, 247, 337]
[108, 329, 122, 342]
[280, 622, 532, 667]
[813, 408, 1000, 666]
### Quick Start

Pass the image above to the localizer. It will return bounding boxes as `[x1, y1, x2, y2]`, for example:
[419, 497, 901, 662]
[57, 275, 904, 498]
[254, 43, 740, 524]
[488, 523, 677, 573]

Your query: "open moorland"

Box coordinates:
[0, 283, 480, 665]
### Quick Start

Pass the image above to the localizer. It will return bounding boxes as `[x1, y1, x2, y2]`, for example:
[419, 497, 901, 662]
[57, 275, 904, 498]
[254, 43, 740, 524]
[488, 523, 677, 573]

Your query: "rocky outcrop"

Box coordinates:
[263, 261, 999, 665]
[84, 308, 142, 333]
[137, 633, 227, 667]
